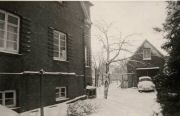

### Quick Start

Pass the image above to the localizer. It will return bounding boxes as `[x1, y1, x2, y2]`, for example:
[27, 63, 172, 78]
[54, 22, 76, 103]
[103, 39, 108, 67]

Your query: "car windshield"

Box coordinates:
[139, 78, 152, 82]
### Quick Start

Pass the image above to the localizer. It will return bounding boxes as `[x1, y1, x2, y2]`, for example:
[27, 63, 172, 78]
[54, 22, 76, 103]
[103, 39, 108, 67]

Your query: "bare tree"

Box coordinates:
[94, 21, 139, 99]
[92, 49, 106, 87]
[92, 56, 99, 87]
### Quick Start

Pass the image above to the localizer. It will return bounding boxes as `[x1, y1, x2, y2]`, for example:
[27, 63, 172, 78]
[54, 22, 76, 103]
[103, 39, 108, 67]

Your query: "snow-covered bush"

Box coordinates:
[67, 100, 98, 116]
[152, 102, 163, 116]
[0, 105, 19, 116]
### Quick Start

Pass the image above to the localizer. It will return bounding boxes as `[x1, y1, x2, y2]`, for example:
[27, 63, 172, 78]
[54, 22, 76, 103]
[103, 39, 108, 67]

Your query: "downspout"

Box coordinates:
[39, 69, 44, 116]
[80, 1, 93, 89]
[83, 24, 86, 90]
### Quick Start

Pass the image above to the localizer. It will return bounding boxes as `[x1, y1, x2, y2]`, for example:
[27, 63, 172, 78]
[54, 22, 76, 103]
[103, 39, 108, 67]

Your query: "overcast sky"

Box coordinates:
[91, 1, 167, 58]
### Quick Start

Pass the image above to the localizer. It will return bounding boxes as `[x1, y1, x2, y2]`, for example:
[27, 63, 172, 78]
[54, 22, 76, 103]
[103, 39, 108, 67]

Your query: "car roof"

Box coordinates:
[139, 76, 152, 80]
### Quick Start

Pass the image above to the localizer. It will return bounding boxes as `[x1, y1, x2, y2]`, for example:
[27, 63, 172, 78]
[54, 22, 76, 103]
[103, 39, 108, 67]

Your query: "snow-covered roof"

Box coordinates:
[139, 76, 152, 80]
[0, 105, 19, 116]
[80, 1, 93, 25]
[131, 40, 164, 58]
[86, 86, 96, 90]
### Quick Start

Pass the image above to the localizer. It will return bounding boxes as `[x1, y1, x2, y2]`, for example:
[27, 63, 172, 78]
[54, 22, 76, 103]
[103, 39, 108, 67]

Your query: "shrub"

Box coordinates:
[67, 100, 98, 116]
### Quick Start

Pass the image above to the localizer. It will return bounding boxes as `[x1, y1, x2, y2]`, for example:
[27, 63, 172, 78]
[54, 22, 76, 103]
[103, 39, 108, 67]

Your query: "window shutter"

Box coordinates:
[67, 34, 73, 61]
[20, 16, 31, 54]
[48, 27, 54, 58]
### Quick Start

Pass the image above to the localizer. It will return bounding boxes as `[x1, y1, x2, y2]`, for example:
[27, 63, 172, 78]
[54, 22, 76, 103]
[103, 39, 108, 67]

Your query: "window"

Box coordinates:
[0, 10, 20, 53]
[55, 87, 67, 101]
[0, 90, 16, 107]
[85, 46, 90, 66]
[143, 48, 151, 60]
[53, 30, 67, 61]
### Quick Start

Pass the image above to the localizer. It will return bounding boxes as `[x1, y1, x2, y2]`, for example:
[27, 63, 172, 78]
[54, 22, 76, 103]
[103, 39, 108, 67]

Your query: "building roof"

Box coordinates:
[131, 39, 164, 58]
[80, 1, 93, 25]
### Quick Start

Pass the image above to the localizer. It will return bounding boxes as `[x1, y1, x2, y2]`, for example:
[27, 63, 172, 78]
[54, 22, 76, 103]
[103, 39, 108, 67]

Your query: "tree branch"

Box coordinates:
[108, 39, 126, 64]
[109, 48, 133, 54]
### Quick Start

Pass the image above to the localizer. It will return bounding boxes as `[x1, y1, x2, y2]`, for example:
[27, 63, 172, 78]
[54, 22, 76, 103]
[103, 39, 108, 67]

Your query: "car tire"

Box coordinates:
[138, 90, 142, 93]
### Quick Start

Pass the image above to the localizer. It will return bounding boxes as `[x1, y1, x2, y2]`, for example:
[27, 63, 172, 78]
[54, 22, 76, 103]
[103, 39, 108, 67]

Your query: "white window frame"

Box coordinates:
[143, 48, 151, 60]
[53, 30, 67, 61]
[0, 90, 16, 107]
[55, 87, 67, 101]
[0, 9, 20, 54]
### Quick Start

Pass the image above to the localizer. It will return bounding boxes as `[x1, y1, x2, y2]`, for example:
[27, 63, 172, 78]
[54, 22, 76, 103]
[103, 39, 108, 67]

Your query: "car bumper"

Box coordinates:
[139, 89, 154, 92]
[138, 87, 155, 92]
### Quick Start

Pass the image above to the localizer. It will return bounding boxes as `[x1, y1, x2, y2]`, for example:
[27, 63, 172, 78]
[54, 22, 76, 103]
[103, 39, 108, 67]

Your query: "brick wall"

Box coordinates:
[0, 1, 92, 113]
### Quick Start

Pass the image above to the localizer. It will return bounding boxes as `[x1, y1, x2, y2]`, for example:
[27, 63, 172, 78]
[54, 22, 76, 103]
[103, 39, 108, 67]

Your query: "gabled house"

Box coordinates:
[120, 40, 165, 88]
[0, 1, 92, 115]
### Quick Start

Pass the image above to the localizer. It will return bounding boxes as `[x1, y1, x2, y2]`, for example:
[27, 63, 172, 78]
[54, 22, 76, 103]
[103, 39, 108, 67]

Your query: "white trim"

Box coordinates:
[65, 95, 87, 104]
[53, 59, 69, 62]
[136, 67, 160, 70]
[76, 74, 84, 77]
[55, 97, 69, 102]
[0, 72, 23, 75]
[0, 71, 77, 76]
[0, 9, 20, 54]
[0, 50, 22, 55]
[44, 72, 76, 75]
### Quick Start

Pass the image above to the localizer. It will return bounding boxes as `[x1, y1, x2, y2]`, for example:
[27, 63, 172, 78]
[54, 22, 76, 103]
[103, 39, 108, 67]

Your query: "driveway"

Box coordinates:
[90, 83, 161, 116]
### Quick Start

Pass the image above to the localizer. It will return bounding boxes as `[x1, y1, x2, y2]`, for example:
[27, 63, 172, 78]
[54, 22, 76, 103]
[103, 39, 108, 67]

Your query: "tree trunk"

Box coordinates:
[97, 74, 99, 87]
[104, 63, 110, 99]
[95, 68, 99, 87]
[95, 68, 97, 87]
[102, 74, 104, 86]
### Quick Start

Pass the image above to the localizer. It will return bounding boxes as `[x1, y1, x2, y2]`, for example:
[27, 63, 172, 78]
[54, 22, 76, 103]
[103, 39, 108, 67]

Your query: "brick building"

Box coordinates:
[120, 40, 165, 88]
[0, 1, 92, 115]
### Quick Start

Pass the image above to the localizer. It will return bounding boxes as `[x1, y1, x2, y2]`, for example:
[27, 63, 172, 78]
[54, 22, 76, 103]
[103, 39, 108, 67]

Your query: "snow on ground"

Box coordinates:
[21, 82, 161, 116]
[0, 105, 19, 116]
[90, 82, 161, 116]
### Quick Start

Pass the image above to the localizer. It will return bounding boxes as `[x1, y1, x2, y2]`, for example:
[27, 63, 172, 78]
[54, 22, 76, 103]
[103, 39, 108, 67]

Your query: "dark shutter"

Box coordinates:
[67, 34, 73, 61]
[47, 27, 54, 58]
[20, 16, 31, 54]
